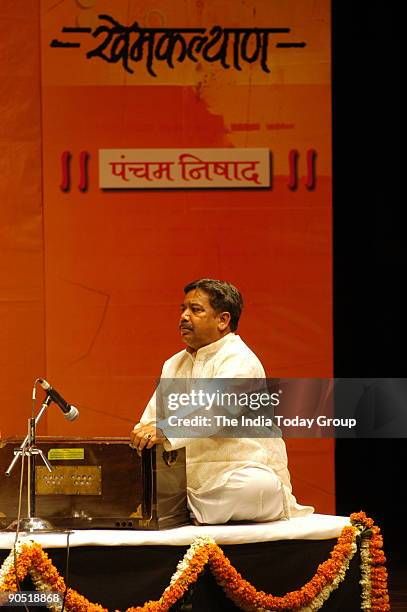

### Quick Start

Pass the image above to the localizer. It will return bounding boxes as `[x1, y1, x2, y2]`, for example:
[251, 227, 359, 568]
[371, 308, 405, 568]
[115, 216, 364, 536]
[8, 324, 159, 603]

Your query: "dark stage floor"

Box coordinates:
[388, 563, 407, 611]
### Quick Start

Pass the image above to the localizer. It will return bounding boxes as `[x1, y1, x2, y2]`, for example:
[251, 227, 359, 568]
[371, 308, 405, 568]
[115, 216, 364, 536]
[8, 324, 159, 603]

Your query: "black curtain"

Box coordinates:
[332, 0, 404, 563]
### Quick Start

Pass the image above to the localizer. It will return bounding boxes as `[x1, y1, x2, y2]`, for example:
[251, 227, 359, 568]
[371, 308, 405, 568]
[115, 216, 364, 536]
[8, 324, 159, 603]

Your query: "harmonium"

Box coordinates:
[0, 437, 189, 530]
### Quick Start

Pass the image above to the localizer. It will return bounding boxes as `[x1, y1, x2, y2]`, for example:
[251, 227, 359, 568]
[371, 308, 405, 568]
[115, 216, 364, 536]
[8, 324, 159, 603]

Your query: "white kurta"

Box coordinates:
[140, 333, 313, 519]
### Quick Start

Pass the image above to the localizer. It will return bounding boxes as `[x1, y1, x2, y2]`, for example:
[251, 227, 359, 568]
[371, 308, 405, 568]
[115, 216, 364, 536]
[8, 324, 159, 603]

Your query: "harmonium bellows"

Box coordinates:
[0, 437, 189, 530]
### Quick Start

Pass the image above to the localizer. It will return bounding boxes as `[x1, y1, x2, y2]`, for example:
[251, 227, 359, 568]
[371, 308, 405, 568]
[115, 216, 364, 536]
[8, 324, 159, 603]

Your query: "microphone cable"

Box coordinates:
[11, 379, 40, 612]
[60, 531, 71, 612]
[12, 446, 30, 612]
[31, 379, 40, 419]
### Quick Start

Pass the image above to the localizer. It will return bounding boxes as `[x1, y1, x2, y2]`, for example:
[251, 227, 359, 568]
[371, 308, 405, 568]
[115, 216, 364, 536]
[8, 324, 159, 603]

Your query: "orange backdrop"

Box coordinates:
[1, 0, 334, 513]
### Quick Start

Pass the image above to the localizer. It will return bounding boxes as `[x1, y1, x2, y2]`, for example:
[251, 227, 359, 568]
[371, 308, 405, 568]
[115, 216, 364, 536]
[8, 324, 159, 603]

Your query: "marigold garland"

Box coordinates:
[0, 512, 389, 611]
[350, 512, 390, 612]
[208, 525, 358, 611]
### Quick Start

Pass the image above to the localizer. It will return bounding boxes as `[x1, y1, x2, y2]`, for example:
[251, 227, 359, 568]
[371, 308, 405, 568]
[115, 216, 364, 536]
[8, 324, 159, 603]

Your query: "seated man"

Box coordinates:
[130, 278, 312, 524]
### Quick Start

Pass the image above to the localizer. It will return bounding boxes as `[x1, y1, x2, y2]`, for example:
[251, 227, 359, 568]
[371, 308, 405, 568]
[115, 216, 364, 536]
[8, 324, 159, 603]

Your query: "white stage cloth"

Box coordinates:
[0, 514, 349, 549]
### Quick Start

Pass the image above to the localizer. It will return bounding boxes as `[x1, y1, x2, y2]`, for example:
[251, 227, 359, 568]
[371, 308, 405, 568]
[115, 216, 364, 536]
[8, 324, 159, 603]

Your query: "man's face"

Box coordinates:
[179, 289, 228, 351]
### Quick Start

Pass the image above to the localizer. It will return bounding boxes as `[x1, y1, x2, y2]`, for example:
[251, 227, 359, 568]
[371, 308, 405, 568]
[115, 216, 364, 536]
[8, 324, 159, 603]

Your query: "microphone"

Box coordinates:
[38, 379, 79, 421]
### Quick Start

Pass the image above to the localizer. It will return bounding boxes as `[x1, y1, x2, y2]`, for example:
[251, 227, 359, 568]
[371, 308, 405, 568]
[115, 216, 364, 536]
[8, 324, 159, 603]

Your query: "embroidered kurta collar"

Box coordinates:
[186, 333, 236, 362]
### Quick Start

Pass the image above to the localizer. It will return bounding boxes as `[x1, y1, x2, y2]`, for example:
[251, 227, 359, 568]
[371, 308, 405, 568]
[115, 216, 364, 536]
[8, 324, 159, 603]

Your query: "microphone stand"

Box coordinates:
[5, 395, 55, 532]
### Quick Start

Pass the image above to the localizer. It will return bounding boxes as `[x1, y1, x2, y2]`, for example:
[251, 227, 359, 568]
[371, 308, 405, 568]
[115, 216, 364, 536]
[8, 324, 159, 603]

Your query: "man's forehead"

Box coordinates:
[183, 288, 210, 304]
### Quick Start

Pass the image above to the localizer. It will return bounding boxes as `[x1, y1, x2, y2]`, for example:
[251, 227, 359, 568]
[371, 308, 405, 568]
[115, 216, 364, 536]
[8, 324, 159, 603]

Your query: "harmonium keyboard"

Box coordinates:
[0, 437, 189, 530]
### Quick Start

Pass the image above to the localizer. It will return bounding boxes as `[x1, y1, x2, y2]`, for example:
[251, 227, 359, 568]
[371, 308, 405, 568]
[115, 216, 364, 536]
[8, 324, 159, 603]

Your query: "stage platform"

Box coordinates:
[0, 515, 364, 611]
[0, 513, 349, 549]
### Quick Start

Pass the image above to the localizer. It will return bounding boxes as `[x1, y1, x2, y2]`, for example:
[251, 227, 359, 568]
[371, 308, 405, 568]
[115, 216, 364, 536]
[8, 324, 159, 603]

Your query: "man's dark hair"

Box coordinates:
[183, 278, 243, 331]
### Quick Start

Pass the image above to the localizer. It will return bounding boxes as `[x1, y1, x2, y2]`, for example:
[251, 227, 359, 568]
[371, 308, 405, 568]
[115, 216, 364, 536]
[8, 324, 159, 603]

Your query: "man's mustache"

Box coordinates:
[179, 323, 193, 330]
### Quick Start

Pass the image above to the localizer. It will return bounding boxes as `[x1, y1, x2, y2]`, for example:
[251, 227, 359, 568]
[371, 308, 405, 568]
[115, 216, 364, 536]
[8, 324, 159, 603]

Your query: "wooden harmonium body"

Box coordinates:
[0, 437, 189, 530]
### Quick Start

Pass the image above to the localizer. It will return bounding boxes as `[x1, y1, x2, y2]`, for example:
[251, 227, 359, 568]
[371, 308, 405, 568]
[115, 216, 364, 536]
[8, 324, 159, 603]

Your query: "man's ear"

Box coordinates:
[218, 311, 231, 331]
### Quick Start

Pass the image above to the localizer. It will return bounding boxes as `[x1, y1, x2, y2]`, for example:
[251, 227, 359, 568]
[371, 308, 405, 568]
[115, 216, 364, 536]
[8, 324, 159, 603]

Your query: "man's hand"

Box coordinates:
[130, 422, 167, 452]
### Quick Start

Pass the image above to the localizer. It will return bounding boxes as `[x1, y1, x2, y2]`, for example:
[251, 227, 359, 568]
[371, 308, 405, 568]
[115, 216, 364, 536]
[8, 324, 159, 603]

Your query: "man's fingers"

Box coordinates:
[136, 432, 148, 451]
[137, 437, 148, 451]
[146, 435, 157, 449]
[130, 423, 142, 446]
[132, 430, 152, 451]
[130, 424, 165, 451]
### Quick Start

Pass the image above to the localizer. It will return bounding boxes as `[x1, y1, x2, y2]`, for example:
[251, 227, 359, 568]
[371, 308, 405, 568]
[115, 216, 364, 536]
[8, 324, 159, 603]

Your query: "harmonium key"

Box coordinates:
[0, 437, 190, 530]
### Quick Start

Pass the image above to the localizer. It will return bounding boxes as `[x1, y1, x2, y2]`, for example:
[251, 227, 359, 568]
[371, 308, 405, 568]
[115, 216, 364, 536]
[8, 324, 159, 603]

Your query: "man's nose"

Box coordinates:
[180, 309, 190, 321]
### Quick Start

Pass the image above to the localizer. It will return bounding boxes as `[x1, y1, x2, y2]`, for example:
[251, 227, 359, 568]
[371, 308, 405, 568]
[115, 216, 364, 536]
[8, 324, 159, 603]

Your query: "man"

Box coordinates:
[130, 278, 312, 524]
